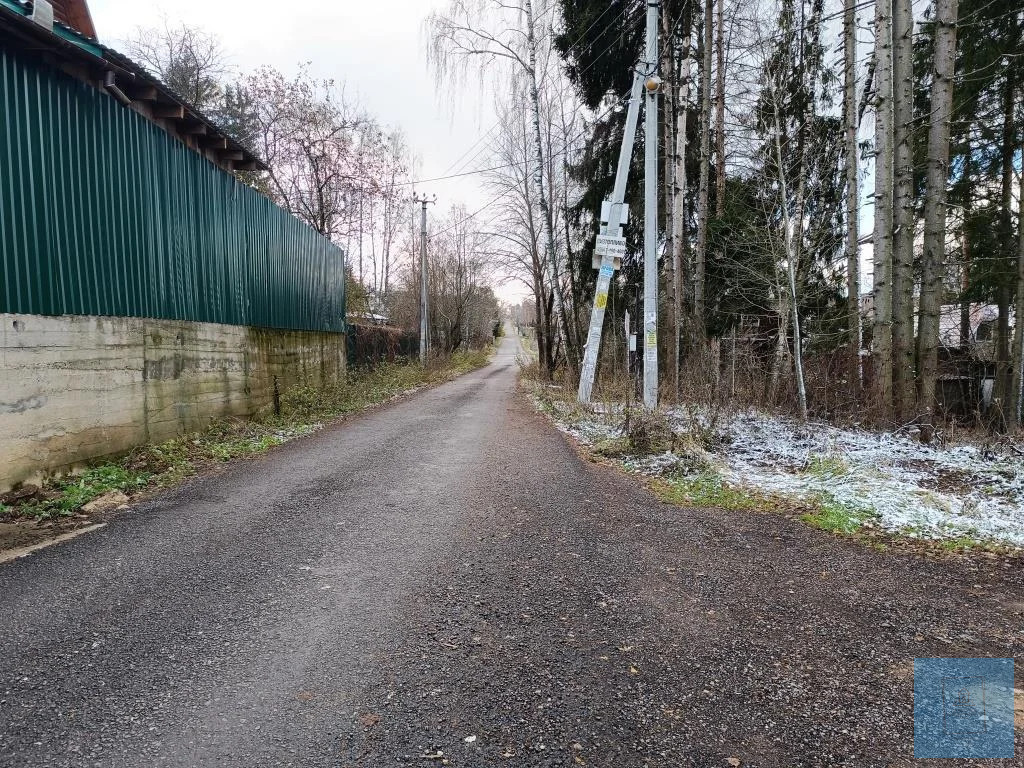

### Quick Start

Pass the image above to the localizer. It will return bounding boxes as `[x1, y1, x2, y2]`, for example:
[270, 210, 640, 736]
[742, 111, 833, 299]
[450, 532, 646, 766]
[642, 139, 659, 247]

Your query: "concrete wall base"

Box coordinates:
[0, 313, 346, 492]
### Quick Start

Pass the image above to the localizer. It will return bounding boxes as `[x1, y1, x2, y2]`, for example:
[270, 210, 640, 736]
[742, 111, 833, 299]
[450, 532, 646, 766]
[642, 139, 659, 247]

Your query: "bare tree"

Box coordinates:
[237, 66, 365, 242]
[426, 0, 577, 374]
[1014, 139, 1024, 429]
[123, 21, 231, 114]
[695, 0, 713, 334]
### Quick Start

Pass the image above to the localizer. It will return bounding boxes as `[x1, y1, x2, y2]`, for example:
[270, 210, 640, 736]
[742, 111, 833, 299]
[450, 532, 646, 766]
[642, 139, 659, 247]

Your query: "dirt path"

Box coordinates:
[0, 333, 1019, 766]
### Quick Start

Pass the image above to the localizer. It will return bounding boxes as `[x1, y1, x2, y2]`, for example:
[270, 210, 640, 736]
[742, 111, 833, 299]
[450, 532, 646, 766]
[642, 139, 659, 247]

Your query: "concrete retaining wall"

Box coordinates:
[0, 313, 346, 492]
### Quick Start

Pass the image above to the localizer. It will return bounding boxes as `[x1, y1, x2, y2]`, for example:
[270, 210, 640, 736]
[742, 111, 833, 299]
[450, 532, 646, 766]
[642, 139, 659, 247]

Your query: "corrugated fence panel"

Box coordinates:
[0, 48, 345, 332]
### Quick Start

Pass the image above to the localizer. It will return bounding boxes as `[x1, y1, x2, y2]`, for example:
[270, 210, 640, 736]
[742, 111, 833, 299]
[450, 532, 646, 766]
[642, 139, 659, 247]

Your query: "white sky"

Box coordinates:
[88, 0, 529, 302]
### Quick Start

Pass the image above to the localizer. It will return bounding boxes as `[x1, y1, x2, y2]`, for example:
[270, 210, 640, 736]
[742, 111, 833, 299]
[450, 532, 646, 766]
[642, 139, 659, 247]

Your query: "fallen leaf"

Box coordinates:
[358, 712, 380, 728]
[629, 665, 639, 675]
[727, 758, 741, 767]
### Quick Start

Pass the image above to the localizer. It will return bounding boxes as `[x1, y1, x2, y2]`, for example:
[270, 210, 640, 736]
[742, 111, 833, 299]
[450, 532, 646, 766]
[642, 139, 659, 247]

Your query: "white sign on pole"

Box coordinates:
[594, 234, 627, 258]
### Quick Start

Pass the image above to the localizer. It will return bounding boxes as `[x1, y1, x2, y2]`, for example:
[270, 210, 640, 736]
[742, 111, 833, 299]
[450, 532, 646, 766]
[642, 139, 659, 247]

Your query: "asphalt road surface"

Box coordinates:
[1, 332, 1020, 767]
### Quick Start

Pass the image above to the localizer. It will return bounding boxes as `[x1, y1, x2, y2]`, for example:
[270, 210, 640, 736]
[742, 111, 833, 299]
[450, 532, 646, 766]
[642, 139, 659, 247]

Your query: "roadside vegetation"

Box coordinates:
[0, 351, 490, 525]
[525, 373, 1023, 560]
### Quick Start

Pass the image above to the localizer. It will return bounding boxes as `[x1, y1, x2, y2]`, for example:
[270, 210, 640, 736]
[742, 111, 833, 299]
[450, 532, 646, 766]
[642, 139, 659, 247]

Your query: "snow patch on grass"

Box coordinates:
[541, 397, 1024, 547]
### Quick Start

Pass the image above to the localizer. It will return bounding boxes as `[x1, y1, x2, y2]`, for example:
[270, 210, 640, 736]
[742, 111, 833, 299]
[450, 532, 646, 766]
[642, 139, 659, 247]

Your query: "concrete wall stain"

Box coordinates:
[0, 313, 347, 492]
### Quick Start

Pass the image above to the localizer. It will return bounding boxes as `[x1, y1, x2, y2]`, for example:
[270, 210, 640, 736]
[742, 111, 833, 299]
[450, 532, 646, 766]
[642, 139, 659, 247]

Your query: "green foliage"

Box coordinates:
[592, 436, 632, 458]
[657, 472, 761, 512]
[800, 494, 876, 534]
[805, 454, 848, 478]
[23, 465, 151, 521]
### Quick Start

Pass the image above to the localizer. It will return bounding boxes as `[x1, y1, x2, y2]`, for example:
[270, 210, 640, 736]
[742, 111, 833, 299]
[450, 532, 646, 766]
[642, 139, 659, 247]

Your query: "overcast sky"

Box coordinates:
[88, 0, 525, 299]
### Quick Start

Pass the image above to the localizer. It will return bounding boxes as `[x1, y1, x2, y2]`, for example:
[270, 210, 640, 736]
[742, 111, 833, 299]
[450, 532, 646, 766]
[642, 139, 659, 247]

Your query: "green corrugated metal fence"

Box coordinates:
[0, 48, 345, 332]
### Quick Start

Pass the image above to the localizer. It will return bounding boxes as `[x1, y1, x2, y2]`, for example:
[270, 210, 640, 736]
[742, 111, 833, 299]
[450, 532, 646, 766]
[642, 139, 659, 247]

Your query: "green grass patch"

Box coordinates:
[15, 465, 152, 522]
[655, 472, 763, 512]
[800, 493, 876, 534]
[591, 436, 632, 458]
[804, 454, 848, 478]
[2, 350, 491, 522]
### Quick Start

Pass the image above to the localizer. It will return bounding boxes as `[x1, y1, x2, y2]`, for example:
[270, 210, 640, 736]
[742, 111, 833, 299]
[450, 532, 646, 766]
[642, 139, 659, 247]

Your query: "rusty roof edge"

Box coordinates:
[0, 0, 267, 172]
[99, 46, 268, 171]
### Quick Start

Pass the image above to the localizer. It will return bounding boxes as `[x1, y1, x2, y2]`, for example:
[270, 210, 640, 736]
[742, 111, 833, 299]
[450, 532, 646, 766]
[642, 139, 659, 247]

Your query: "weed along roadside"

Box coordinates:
[527, 377, 1024, 562]
[0, 349, 492, 557]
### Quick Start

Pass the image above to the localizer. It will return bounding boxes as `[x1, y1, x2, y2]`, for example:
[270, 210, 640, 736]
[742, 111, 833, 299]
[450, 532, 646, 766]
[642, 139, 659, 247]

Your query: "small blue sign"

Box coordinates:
[599, 265, 614, 277]
[914, 657, 1015, 758]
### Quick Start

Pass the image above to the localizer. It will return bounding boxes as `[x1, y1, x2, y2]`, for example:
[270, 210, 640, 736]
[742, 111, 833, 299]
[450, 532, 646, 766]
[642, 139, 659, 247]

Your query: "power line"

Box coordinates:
[432, 0, 635, 182]
[429, 79, 636, 238]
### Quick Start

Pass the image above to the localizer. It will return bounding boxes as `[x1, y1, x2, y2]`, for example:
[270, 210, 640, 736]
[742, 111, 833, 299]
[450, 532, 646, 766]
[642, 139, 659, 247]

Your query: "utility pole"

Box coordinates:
[642, 0, 661, 409]
[414, 193, 435, 364]
[576, 2, 663, 408]
[576, 73, 643, 404]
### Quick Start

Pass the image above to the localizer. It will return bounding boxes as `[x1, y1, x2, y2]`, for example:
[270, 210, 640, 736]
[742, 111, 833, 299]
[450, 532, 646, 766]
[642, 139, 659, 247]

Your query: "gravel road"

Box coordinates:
[0, 333, 1020, 767]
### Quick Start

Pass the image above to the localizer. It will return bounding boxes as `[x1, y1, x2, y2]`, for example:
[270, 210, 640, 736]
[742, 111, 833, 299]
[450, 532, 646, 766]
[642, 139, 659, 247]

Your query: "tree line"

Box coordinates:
[123, 21, 499, 355]
[426, 0, 1024, 431]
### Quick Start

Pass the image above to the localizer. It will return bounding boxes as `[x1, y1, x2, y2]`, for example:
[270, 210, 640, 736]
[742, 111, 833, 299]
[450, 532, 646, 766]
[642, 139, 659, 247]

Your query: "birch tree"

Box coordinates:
[1013, 145, 1024, 429]
[427, 0, 578, 376]
[672, 23, 693, 399]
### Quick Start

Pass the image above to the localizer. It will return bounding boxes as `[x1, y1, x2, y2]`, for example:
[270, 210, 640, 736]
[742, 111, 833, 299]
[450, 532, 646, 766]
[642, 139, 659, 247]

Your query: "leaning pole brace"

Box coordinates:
[577, 70, 645, 405]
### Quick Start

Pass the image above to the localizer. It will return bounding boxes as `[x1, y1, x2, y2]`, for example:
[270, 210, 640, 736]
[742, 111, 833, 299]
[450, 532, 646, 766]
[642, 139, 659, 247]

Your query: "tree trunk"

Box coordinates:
[695, 0, 713, 336]
[714, 0, 725, 219]
[1013, 138, 1024, 430]
[916, 0, 957, 426]
[663, 9, 677, 398]
[844, 0, 861, 394]
[673, 26, 692, 399]
[871, 0, 894, 419]
[772, 96, 809, 422]
[768, 288, 791, 405]
[891, 0, 915, 422]
[524, 0, 575, 379]
[994, 72, 1016, 427]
